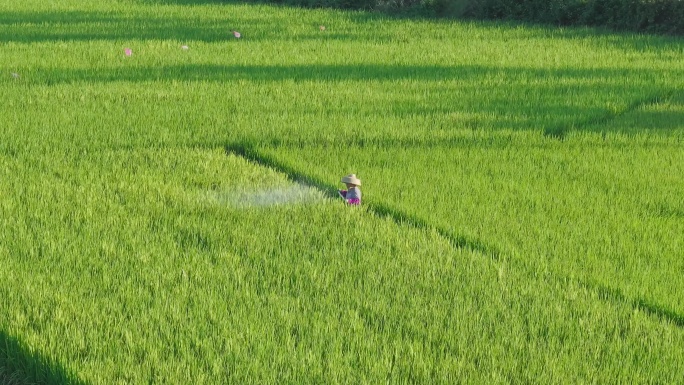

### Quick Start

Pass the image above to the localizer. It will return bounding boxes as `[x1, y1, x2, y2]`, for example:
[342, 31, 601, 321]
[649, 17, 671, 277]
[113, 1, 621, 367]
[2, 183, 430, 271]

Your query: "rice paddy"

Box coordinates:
[1, 0, 683, 383]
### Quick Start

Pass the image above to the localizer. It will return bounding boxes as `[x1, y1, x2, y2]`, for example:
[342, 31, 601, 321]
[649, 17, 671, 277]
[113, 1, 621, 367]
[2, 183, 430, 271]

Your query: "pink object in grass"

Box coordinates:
[338, 190, 360, 205]
[231, 30, 241, 38]
[124, 48, 132, 56]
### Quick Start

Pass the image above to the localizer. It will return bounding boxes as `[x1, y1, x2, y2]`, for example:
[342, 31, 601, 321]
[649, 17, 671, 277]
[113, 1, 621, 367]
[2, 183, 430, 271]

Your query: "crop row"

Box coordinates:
[2, 147, 684, 383]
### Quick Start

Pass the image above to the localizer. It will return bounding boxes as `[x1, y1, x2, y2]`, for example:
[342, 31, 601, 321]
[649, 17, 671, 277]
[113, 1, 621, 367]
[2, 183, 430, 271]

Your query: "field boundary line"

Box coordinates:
[224, 143, 503, 261]
[544, 89, 680, 139]
[225, 142, 684, 328]
[592, 282, 684, 327]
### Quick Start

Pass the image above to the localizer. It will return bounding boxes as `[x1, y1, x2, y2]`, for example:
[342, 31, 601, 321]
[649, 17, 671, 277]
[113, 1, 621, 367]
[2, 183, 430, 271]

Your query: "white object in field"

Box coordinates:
[11, 72, 19, 78]
[203, 185, 326, 209]
[231, 30, 241, 38]
[181, 45, 189, 50]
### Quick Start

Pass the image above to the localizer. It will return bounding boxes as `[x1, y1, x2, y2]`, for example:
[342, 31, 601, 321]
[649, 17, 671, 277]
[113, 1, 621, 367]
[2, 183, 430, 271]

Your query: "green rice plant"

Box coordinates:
[582, 90, 684, 135]
[2, 0, 684, 383]
[2, 148, 684, 384]
[1, 0, 682, 154]
[258, 131, 684, 318]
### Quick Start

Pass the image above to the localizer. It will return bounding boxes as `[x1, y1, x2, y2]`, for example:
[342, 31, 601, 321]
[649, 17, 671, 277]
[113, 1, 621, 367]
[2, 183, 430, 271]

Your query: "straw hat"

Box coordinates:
[341, 174, 361, 186]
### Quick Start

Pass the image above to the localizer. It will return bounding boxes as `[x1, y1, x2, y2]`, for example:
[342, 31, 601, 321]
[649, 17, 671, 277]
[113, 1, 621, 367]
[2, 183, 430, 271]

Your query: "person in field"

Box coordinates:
[338, 174, 361, 205]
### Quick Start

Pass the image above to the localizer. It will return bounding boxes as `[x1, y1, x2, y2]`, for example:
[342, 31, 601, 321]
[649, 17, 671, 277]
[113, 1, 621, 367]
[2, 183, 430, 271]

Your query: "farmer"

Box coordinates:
[338, 174, 361, 205]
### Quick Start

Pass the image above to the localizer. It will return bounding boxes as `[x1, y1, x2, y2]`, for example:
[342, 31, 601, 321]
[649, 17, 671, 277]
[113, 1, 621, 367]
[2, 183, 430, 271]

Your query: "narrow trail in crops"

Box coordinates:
[544, 90, 679, 139]
[225, 143, 503, 260]
[225, 143, 684, 328]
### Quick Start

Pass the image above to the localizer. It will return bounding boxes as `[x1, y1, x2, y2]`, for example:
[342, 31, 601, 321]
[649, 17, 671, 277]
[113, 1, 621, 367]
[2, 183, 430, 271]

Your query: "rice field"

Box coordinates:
[1, 0, 683, 384]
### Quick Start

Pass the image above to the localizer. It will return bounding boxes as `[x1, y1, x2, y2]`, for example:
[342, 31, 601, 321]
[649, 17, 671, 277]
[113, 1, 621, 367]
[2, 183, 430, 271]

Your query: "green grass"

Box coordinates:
[2, 0, 684, 383]
[3, 149, 684, 384]
[258, 132, 684, 315]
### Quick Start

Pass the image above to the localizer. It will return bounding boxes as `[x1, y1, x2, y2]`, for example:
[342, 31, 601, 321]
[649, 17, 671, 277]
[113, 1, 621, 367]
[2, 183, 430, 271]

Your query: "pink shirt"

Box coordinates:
[339, 188, 361, 205]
